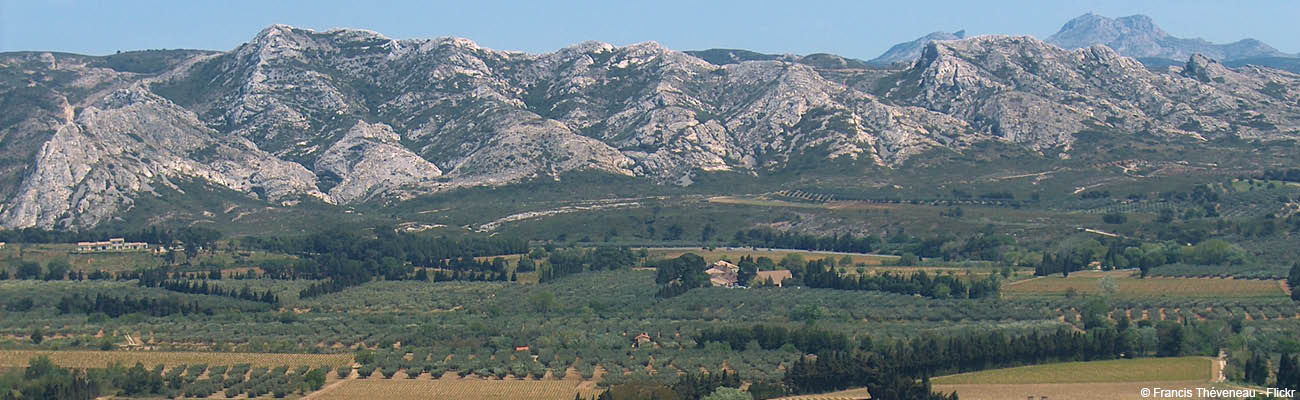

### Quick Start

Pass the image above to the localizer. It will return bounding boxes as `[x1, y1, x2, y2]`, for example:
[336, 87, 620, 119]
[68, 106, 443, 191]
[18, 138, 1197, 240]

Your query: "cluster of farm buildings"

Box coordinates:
[76, 238, 149, 252]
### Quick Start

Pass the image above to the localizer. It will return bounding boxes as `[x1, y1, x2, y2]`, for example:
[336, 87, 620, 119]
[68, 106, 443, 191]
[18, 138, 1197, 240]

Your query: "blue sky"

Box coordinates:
[3, 1, 1297, 59]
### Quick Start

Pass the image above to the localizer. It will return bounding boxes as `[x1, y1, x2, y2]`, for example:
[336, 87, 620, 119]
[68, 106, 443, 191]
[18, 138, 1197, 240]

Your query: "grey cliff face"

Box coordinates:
[2, 25, 1299, 229]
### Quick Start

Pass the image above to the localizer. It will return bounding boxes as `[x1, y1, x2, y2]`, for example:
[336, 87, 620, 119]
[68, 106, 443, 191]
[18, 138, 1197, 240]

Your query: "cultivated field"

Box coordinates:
[775, 387, 871, 399]
[930, 357, 1215, 400]
[931, 357, 1212, 385]
[311, 376, 601, 400]
[0, 350, 352, 369]
[932, 381, 1216, 400]
[1003, 270, 1287, 298]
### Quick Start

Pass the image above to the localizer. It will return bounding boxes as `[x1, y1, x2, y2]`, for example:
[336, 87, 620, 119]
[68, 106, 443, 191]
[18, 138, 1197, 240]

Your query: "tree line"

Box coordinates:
[652, 253, 710, 298]
[795, 258, 1000, 299]
[731, 228, 880, 254]
[694, 325, 852, 355]
[56, 294, 212, 318]
[137, 270, 280, 305]
[1243, 351, 1300, 391]
[240, 228, 527, 298]
[244, 228, 526, 268]
[1034, 237, 1249, 278]
[1290, 263, 1300, 301]
[1259, 168, 1300, 183]
[537, 247, 638, 283]
[779, 319, 1199, 398]
[0, 357, 99, 400]
[0, 226, 221, 247]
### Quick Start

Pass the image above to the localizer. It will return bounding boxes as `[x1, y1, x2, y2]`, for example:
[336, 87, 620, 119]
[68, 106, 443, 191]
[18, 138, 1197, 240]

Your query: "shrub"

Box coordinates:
[357, 365, 376, 378]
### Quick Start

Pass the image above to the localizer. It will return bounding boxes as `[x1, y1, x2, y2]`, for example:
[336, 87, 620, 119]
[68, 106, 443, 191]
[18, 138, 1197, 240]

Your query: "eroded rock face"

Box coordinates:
[2, 25, 1299, 229]
[882, 36, 1300, 148]
[314, 121, 442, 203]
[0, 87, 323, 229]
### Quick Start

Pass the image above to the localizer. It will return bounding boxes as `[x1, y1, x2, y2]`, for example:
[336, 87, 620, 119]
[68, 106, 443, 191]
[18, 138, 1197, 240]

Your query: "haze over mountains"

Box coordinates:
[1046, 13, 1293, 62]
[1, 13, 1298, 230]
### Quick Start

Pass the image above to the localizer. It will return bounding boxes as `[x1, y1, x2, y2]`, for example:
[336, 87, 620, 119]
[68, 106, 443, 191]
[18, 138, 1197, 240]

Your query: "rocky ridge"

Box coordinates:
[867, 30, 966, 67]
[1, 25, 1298, 229]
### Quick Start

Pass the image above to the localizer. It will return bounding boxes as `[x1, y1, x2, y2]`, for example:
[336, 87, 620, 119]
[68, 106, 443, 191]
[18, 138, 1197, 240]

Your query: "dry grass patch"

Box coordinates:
[933, 381, 1214, 400]
[775, 387, 871, 399]
[707, 196, 828, 209]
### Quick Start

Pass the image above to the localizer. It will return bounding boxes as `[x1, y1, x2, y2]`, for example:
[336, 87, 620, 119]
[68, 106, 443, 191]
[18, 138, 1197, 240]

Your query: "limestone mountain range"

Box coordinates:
[1, 20, 1299, 229]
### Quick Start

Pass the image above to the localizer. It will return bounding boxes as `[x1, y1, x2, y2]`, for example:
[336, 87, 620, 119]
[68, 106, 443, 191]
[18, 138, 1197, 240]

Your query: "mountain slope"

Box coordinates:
[2, 25, 1299, 230]
[878, 35, 1300, 149]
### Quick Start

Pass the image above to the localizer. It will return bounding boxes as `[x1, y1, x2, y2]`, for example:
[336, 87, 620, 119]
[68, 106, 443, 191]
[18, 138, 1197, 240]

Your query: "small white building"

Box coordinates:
[77, 238, 148, 252]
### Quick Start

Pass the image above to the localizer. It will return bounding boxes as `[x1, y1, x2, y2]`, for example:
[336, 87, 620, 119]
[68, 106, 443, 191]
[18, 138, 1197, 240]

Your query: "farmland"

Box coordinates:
[931, 381, 1214, 400]
[0, 161, 1298, 398]
[774, 356, 1226, 399]
[0, 350, 352, 369]
[931, 357, 1213, 385]
[1003, 270, 1288, 299]
[930, 357, 1215, 400]
[311, 376, 601, 400]
[775, 358, 1219, 400]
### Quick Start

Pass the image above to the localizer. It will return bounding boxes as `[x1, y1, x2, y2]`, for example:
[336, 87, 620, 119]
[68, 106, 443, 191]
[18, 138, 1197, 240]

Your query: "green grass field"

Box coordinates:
[1229, 178, 1300, 193]
[931, 357, 1212, 385]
